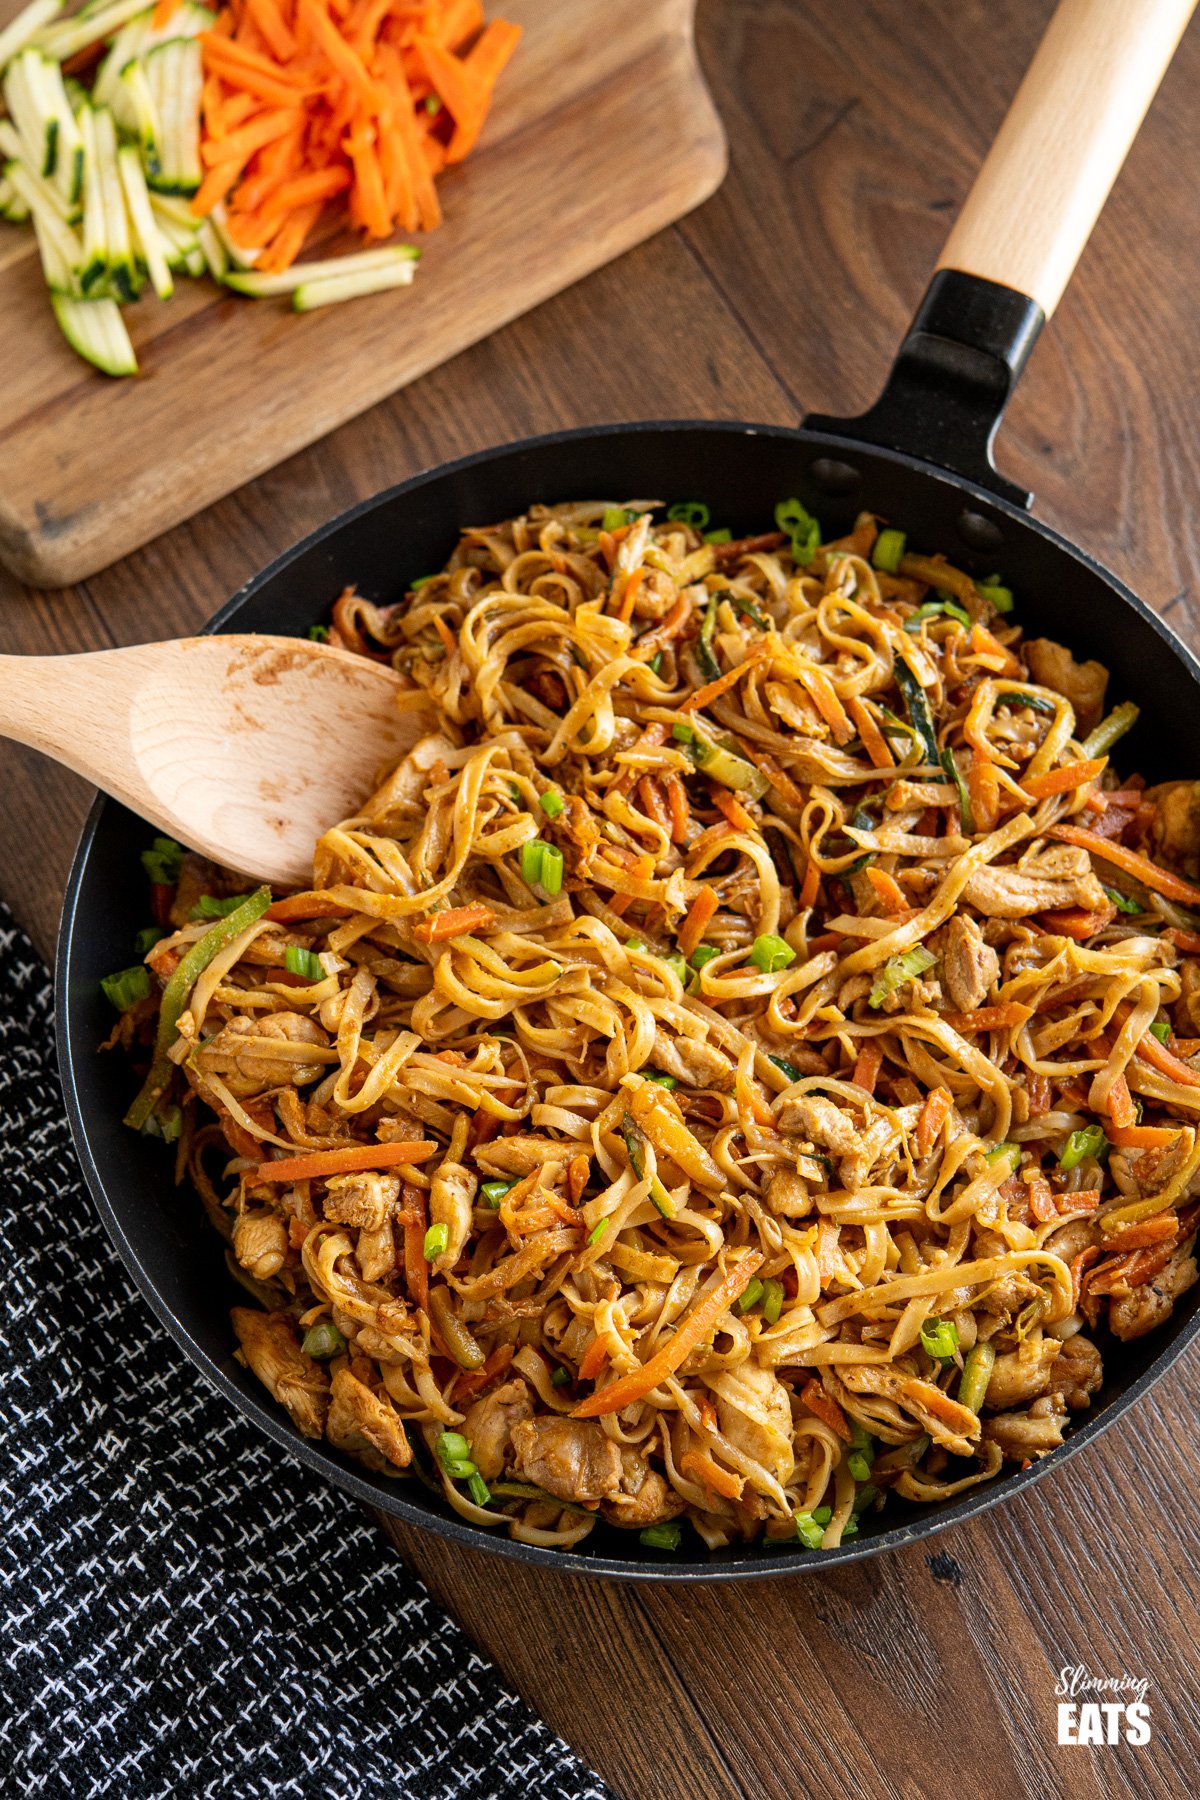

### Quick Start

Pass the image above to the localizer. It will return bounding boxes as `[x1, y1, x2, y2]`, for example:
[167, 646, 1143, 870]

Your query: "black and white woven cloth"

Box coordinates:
[0, 906, 612, 1800]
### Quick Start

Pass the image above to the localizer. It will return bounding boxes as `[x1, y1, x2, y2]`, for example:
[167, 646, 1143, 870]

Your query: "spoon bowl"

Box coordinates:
[0, 635, 426, 886]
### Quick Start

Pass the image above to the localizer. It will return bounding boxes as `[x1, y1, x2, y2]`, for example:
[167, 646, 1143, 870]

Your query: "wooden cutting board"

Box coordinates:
[0, 0, 725, 587]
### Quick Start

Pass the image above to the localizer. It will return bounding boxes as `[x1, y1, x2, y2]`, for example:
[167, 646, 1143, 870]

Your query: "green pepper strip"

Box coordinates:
[892, 656, 940, 766]
[940, 747, 975, 834]
[428, 1285, 485, 1369]
[698, 595, 720, 681]
[124, 886, 272, 1131]
[620, 1114, 676, 1218]
[958, 1341, 996, 1414]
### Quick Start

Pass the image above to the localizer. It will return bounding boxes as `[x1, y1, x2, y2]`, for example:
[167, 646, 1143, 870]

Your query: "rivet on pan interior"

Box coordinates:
[809, 458, 862, 495]
[957, 509, 1005, 553]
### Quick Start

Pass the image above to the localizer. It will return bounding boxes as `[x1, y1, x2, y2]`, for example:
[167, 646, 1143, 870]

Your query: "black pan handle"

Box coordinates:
[805, 0, 1196, 509]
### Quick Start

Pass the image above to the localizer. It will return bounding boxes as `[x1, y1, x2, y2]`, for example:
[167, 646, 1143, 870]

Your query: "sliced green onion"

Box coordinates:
[307, 623, 330, 641]
[649, 651, 664, 676]
[538, 788, 564, 819]
[1059, 1124, 1107, 1169]
[734, 1276, 765, 1315]
[892, 656, 940, 765]
[520, 839, 545, 886]
[749, 932, 796, 974]
[768, 1053, 801, 1082]
[690, 944, 721, 972]
[977, 580, 1014, 614]
[868, 945, 935, 1008]
[905, 597, 970, 632]
[852, 1480, 879, 1515]
[672, 721, 695, 744]
[662, 951, 689, 986]
[697, 594, 720, 681]
[625, 938, 646, 953]
[703, 527, 732, 544]
[550, 1366, 571, 1388]
[793, 1510, 825, 1549]
[101, 965, 151, 1011]
[1104, 885, 1142, 915]
[640, 1522, 683, 1550]
[424, 1222, 449, 1260]
[642, 1068, 677, 1088]
[539, 844, 564, 897]
[940, 747, 975, 834]
[588, 1218, 610, 1246]
[436, 1431, 473, 1474]
[285, 944, 324, 981]
[1083, 701, 1140, 759]
[1149, 1021, 1171, 1044]
[848, 1449, 872, 1482]
[191, 892, 253, 920]
[920, 1317, 959, 1362]
[667, 501, 710, 529]
[302, 1320, 347, 1360]
[958, 1341, 996, 1414]
[134, 925, 166, 956]
[775, 498, 821, 567]
[1015, 1294, 1046, 1342]
[410, 574, 436, 589]
[871, 527, 906, 573]
[985, 1141, 1022, 1170]
[731, 594, 768, 628]
[467, 1471, 491, 1506]
[141, 834, 183, 885]
[125, 888, 272, 1132]
[812, 1505, 832, 1525]
[142, 1104, 182, 1143]
[761, 1277, 784, 1324]
[481, 1179, 515, 1207]
[601, 505, 633, 531]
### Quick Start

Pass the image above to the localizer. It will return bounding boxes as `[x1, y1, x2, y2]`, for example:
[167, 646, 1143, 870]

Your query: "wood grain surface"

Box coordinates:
[3, 3, 1199, 1796]
[0, 0, 725, 587]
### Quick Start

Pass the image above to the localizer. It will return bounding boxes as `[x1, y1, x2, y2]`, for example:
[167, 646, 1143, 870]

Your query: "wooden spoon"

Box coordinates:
[0, 635, 427, 888]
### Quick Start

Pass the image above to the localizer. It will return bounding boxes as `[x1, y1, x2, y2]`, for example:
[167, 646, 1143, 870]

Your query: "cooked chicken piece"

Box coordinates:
[322, 1171, 400, 1232]
[1109, 1240, 1198, 1340]
[973, 1227, 1044, 1318]
[1043, 1215, 1100, 1265]
[710, 1362, 795, 1483]
[1050, 1333, 1103, 1408]
[232, 1210, 288, 1281]
[648, 1030, 731, 1090]
[429, 1158, 477, 1270]
[764, 1168, 814, 1219]
[509, 1416, 623, 1503]
[356, 1223, 396, 1284]
[962, 846, 1109, 919]
[464, 1379, 535, 1481]
[1022, 638, 1108, 733]
[198, 1011, 329, 1096]
[1129, 1129, 1195, 1198]
[983, 1392, 1068, 1460]
[984, 1332, 1061, 1409]
[778, 1093, 898, 1190]
[601, 1450, 686, 1526]
[326, 1366, 412, 1470]
[940, 914, 1000, 1012]
[231, 1306, 329, 1439]
[474, 1136, 565, 1178]
[1147, 781, 1200, 880]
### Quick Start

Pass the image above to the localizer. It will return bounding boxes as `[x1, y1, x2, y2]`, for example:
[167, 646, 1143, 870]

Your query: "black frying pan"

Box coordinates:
[56, 0, 1200, 1579]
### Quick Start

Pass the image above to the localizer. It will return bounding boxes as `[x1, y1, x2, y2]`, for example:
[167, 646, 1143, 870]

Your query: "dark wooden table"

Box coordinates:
[5, 3, 1199, 1794]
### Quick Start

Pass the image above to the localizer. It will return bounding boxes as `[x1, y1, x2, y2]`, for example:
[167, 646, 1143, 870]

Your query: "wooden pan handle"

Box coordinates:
[937, 0, 1196, 318]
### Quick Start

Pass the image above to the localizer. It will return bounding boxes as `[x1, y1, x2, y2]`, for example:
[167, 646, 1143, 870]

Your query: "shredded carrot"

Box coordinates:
[152, 0, 182, 27]
[1106, 1123, 1183, 1150]
[852, 1038, 883, 1095]
[1022, 757, 1107, 799]
[1106, 1072, 1136, 1129]
[1038, 904, 1117, 940]
[968, 621, 1022, 677]
[807, 931, 843, 955]
[846, 695, 894, 770]
[916, 1087, 952, 1156]
[637, 775, 671, 833]
[798, 858, 820, 911]
[798, 667, 854, 744]
[1025, 1172, 1057, 1223]
[665, 775, 690, 845]
[616, 566, 645, 625]
[711, 788, 756, 834]
[578, 1336, 609, 1383]
[940, 1003, 1033, 1033]
[265, 893, 350, 920]
[800, 1376, 853, 1441]
[679, 884, 719, 959]
[1049, 824, 1200, 907]
[680, 1449, 743, 1501]
[401, 1181, 428, 1311]
[412, 903, 495, 943]
[680, 650, 761, 714]
[255, 1140, 435, 1182]
[451, 1343, 513, 1402]
[197, 0, 520, 268]
[1134, 1025, 1200, 1089]
[1165, 928, 1200, 955]
[967, 746, 1000, 833]
[1102, 1214, 1179, 1249]
[865, 867, 908, 915]
[1056, 1189, 1101, 1215]
[572, 1256, 763, 1418]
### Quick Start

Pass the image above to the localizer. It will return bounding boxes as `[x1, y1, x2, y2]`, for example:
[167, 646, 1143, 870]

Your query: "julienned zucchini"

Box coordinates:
[291, 258, 421, 311]
[224, 245, 421, 298]
[51, 294, 137, 375]
[143, 39, 202, 195]
[0, 172, 30, 220]
[117, 141, 172, 299]
[0, 0, 63, 75]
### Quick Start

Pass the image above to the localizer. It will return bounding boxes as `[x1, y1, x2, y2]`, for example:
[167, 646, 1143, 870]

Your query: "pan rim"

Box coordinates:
[55, 414, 1200, 1582]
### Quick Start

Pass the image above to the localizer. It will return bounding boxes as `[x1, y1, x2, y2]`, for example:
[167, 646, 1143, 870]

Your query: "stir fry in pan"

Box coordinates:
[105, 498, 1200, 1552]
